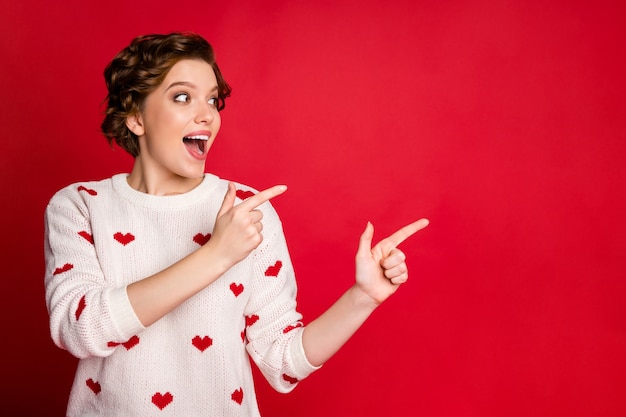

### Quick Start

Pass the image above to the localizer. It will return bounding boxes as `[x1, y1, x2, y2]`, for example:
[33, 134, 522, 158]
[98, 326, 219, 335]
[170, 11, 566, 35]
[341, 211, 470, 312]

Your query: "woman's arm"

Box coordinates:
[301, 219, 429, 367]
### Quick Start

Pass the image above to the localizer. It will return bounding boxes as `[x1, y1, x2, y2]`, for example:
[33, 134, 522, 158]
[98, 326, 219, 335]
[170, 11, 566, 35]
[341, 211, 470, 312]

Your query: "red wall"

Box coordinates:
[2, 0, 625, 415]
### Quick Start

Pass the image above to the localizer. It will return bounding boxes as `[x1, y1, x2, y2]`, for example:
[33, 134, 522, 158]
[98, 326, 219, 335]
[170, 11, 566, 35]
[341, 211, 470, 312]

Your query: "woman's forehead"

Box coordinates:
[162, 59, 217, 87]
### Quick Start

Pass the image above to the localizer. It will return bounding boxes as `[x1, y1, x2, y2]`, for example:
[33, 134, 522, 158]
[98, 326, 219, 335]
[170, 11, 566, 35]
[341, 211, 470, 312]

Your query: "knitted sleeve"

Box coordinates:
[244, 202, 321, 393]
[43, 186, 145, 359]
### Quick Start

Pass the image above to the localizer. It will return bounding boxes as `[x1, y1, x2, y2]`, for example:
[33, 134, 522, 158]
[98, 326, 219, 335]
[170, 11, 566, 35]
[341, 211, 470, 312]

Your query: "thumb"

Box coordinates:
[356, 221, 374, 258]
[217, 182, 236, 218]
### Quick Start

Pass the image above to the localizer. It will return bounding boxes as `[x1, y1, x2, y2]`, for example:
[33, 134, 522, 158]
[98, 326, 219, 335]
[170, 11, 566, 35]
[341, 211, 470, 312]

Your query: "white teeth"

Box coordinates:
[184, 135, 209, 140]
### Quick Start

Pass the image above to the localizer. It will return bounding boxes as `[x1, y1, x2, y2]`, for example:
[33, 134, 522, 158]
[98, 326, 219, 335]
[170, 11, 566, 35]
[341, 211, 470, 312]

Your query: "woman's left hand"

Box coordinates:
[355, 218, 429, 304]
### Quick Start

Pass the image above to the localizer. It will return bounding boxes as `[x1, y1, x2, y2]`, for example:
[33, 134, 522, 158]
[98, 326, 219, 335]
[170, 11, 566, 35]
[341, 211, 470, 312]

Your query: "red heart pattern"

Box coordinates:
[107, 335, 140, 350]
[77, 185, 97, 196]
[75, 295, 86, 320]
[283, 322, 303, 334]
[231, 388, 244, 405]
[122, 335, 140, 350]
[282, 373, 299, 385]
[264, 261, 283, 277]
[78, 231, 94, 244]
[235, 189, 255, 200]
[193, 232, 211, 246]
[114, 232, 135, 246]
[152, 392, 173, 410]
[230, 282, 244, 297]
[53, 263, 73, 276]
[192, 335, 213, 352]
[86, 378, 101, 394]
[245, 315, 259, 327]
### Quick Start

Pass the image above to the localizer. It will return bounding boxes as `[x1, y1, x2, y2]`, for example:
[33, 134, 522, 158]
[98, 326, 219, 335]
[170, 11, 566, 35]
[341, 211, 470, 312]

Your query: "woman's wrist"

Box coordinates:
[347, 284, 381, 312]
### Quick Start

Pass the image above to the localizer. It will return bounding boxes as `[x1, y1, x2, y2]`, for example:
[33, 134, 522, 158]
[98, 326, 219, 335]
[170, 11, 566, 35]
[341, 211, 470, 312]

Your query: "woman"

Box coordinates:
[44, 32, 428, 416]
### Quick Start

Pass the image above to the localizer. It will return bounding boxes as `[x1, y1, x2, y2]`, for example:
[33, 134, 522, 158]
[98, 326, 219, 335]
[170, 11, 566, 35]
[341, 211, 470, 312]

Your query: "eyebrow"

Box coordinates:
[165, 81, 218, 92]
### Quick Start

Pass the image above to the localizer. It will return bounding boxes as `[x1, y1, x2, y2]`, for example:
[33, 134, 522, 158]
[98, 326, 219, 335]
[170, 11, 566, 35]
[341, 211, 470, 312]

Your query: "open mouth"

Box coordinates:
[183, 134, 209, 155]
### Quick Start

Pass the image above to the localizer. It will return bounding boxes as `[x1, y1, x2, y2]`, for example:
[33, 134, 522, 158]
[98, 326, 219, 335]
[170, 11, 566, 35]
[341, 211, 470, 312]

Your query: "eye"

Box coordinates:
[208, 97, 218, 107]
[174, 93, 190, 103]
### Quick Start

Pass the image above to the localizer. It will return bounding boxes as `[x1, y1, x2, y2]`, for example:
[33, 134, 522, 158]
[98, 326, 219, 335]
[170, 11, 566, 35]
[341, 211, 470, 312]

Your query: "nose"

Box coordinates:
[194, 102, 216, 125]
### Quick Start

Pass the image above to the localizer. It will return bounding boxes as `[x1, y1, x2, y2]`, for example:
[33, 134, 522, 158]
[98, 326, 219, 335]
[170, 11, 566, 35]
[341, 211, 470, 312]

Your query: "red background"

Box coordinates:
[1, 0, 625, 415]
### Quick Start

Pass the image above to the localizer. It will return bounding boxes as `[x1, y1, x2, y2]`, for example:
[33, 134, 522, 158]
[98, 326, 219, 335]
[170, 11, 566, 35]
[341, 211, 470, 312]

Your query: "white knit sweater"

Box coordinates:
[44, 173, 318, 416]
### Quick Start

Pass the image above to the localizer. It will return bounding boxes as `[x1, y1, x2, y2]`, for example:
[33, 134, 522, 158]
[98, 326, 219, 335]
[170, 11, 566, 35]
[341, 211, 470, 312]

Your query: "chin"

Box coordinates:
[179, 172, 204, 180]
[180, 165, 206, 179]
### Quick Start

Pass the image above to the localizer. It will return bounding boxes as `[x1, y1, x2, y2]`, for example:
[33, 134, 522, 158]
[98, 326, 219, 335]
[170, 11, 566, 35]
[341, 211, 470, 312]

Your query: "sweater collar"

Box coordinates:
[111, 173, 221, 209]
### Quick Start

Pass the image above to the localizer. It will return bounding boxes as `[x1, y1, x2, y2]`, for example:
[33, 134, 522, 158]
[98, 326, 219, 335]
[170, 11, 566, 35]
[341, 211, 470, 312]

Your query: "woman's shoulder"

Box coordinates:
[205, 173, 253, 190]
[47, 176, 118, 207]
[207, 174, 281, 219]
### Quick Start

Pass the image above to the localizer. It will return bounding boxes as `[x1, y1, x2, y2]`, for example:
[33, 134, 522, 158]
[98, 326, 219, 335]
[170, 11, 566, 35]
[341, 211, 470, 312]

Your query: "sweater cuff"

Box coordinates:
[289, 328, 322, 378]
[107, 287, 145, 340]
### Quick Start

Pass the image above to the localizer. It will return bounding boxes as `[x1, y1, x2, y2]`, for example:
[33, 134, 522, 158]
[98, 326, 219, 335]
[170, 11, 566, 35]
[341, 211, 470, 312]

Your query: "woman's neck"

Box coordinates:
[127, 159, 204, 196]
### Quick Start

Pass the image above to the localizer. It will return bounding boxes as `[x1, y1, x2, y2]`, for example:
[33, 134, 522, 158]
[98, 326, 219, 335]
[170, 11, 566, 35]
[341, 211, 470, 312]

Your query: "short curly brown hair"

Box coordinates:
[101, 32, 232, 157]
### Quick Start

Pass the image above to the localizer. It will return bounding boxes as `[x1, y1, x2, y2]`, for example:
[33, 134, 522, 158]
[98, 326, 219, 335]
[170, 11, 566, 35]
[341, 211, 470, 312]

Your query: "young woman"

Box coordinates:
[44, 32, 429, 416]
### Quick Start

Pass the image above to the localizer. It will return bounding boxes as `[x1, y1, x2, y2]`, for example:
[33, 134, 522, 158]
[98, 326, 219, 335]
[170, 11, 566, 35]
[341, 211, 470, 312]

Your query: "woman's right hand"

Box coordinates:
[206, 182, 287, 269]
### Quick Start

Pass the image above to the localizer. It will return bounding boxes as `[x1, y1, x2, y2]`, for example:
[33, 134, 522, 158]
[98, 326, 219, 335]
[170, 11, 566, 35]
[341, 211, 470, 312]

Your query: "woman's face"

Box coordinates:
[127, 59, 222, 191]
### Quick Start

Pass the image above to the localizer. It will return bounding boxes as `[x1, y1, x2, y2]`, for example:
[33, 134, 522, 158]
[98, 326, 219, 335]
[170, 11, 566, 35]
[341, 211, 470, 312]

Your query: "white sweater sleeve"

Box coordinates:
[244, 203, 321, 393]
[44, 186, 145, 359]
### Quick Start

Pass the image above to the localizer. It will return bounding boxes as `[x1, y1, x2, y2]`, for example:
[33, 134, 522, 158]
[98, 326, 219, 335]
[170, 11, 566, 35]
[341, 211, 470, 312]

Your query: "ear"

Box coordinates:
[126, 113, 145, 137]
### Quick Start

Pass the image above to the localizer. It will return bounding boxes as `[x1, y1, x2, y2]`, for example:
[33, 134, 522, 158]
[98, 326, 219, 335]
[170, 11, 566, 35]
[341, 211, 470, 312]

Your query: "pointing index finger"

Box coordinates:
[238, 185, 288, 211]
[385, 218, 430, 247]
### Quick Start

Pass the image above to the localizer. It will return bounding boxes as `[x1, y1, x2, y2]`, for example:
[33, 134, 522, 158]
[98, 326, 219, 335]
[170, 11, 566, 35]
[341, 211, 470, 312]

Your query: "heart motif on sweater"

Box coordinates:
[264, 261, 283, 277]
[283, 322, 303, 334]
[282, 373, 299, 385]
[245, 314, 259, 326]
[77, 185, 97, 196]
[86, 378, 101, 394]
[75, 295, 86, 320]
[230, 282, 244, 297]
[235, 190, 255, 200]
[53, 263, 73, 276]
[193, 233, 211, 246]
[231, 388, 244, 405]
[152, 392, 173, 410]
[192, 335, 213, 352]
[78, 231, 94, 244]
[107, 335, 140, 350]
[114, 232, 135, 245]
[122, 335, 140, 350]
